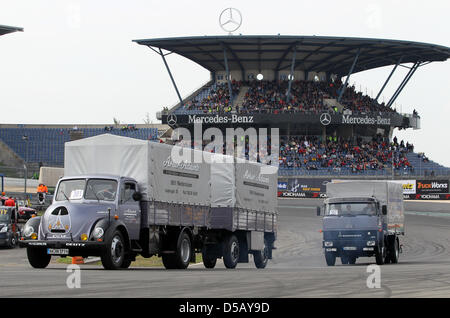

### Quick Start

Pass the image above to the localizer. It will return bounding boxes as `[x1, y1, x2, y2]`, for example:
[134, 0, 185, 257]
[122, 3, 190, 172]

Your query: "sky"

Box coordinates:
[0, 0, 449, 166]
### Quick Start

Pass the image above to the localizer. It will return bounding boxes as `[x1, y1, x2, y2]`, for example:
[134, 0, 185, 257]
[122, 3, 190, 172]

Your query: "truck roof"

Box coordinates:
[59, 174, 137, 182]
[324, 196, 378, 204]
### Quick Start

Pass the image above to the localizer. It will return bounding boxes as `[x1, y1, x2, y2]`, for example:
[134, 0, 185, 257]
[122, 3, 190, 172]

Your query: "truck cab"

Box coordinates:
[0, 206, 20, 248]
[319, 197, 386, 265]
[317, 181, 404, 266]
[21, 175, 142, 269]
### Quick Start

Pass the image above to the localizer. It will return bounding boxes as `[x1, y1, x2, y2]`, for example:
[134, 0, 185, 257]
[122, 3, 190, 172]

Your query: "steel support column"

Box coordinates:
[223, 48, 233, 105]
[375, 56, 403, 102]
[386, 62, 420, 108]
[159, 48, 184, 107]
[286, 47, 297, 102]
[337, 48, 361, 103]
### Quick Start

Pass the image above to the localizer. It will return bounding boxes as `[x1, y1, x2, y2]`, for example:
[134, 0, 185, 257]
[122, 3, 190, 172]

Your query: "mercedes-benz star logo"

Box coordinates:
[167, 113, 177, 126]
[219, 8, 242, 34]
[320, 113, 332, 126]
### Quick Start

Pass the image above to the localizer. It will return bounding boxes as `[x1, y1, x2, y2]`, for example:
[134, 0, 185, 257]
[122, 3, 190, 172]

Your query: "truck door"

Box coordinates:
[118, 181, 140, 240]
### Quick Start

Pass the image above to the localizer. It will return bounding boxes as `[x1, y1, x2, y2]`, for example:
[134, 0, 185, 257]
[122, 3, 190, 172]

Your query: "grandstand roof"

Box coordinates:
[133, 35, 450, 75]
[0, 24, 23, 37]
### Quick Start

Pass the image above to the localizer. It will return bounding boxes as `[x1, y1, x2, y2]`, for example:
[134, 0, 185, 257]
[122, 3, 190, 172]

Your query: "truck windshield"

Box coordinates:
[85, 179, 117, 201]
[55, 179, 86, 201]
[0, 209, 10, 223]
[326, 202, 377, 216]
[55, 179, 118, 202]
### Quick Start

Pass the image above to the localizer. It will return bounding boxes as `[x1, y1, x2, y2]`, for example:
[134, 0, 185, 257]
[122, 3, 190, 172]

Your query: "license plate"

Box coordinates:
[343, 247, 357, 251]
[47, 248, 69, 255]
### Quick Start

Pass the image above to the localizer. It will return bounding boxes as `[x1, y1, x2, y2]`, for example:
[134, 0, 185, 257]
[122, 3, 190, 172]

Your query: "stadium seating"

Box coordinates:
[171, 79, 396, 115]
[0, 127, 158, 167]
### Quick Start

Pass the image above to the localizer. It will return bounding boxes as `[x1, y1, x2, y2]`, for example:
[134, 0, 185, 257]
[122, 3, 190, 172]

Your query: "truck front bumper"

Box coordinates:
[323, 241, 377, 256]
[20, 240, 106, 256]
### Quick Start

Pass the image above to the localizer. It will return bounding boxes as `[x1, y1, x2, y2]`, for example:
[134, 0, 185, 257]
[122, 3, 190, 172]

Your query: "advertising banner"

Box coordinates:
[391, 180, 416, 195]
[404, 193, 450, 200]
[416, 179, 449, 194]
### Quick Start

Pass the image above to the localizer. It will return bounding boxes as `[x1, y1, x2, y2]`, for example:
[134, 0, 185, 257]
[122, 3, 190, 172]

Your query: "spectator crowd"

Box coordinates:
[176, 78, 398, 115]
[279, 135, 413, 174]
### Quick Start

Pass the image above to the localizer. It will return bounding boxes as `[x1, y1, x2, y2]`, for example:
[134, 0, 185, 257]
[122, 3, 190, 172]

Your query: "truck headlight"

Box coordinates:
[324, 241, 333, 247]
[0, 226, 8, 233]
[23, 225, 35, 237]
[92, 227, 104, 239]
[367, 241, 376, 246]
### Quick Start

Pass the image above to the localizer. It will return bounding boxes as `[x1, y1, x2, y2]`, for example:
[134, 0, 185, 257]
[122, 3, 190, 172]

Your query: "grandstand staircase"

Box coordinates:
[232, 86, 249, 111]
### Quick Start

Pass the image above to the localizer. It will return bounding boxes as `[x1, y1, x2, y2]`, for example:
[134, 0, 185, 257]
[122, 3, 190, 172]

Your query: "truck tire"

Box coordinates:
[101, 230, 126, 270]
[325, 252, 336, 266]
[253, 245, 269, 269]
[389, 238, 400, 264]
[8, 236, 17, 249]
[27, 247, 51, 269]
[120, 259, 132, 269]
[162, 231, 192, 269]
[202, 248, 217, 269]
[341, 255, 349, 265]
[348, 256, 356, 264]
[375, 245, 386, 265]
[223, 234, 239, 269]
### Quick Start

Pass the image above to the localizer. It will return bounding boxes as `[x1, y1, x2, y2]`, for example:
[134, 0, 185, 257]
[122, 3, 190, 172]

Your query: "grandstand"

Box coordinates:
[134, 35, 450, 178]
[1, 34, 449, 179]
[0, 125, 161, 168]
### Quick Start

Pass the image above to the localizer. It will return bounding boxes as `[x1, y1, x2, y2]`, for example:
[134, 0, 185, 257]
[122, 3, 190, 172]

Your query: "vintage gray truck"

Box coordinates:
[21, 134, 278, 270]
[317, 180, 405, 266]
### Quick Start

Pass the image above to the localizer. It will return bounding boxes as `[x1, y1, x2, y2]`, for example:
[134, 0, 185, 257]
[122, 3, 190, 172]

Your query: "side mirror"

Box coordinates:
[316, 206, 321, 216]
[132, 192, 143, 202]
[382, 205, 387, 215]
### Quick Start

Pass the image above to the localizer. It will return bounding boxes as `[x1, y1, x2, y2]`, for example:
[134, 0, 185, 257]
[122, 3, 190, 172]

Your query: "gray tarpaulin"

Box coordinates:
[64, 134, 278, 212]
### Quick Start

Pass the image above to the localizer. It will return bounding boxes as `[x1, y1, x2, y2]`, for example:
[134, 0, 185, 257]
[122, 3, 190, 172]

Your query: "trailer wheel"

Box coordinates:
[27, 247, 51, 269]
[325, 252, 336, 266]
[202, 248, 217, 269]
[163, 231, 192, 269]
[223, 234, 239, 269]
[101, 230, 126, 270]
[253, 246, 269, 269]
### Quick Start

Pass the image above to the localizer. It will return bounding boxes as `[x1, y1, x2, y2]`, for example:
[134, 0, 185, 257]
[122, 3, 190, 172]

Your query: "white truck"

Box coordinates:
[21, 134, 278, 270]
[317, 180, 404, 266]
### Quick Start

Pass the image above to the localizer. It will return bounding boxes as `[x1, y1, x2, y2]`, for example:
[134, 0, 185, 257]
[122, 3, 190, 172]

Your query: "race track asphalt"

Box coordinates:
[0, 199, 449, 297]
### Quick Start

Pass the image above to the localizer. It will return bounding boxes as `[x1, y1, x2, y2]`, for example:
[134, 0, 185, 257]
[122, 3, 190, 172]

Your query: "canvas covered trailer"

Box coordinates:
[63, 134, 278, 233]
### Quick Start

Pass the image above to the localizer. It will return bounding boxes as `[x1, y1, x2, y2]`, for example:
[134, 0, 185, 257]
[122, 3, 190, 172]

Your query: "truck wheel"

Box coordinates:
[202, 248, 217, 269]
[375, 245, 386, 265]
[341, 255, 349, 265]
[163, 231, 192, 269]
[8, 236, 17, 249]
[101, 230, 126, 270]
[120, 259, 132, 269]
[253, 246, 269, 269]
[348, 256, 356, 264]
[223, 234, 239, 269]
[27, 247, 51, 269]
[390, 239, 400, 264]
[325, 252, 336, 266]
